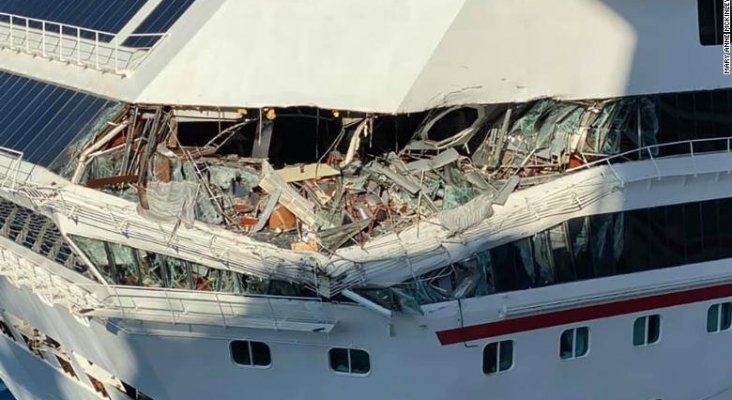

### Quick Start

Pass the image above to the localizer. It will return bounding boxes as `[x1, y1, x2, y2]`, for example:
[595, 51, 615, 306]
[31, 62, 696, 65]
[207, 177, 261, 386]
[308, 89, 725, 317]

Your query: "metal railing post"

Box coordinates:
[41, 20, 46, 56]
[76, 28, 80, 64]
[94, 31, 99, 69]
[8, 15, 13, 50]
[58, 23, 63, 61]
[214, 293, 227, 328]
[24, 18, 29, 52]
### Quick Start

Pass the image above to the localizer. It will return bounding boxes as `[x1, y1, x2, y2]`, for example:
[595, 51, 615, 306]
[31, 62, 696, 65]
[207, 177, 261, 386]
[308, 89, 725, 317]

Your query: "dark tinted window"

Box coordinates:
[560, 327, 589, 359]
[329, 348, 370, 375]
[633, 315, 661, 346]
[698, 0, 724, 45]
[230, 340, 271, 367]
[708, 302, 732, 333]
[483, 340, 513, 375]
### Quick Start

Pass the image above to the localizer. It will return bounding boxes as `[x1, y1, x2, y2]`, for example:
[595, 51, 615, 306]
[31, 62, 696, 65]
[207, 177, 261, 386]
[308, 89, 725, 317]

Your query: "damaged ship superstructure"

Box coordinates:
[2, 1, 732, 399]
[48, 96, 665, 301]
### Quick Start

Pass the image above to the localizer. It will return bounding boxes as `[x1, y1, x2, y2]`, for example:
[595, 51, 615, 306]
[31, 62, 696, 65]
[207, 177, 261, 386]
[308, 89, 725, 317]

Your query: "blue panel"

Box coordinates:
[0, 0, 146, 33]
[0, 72, 120, 167]
[124, 0, 196, 47]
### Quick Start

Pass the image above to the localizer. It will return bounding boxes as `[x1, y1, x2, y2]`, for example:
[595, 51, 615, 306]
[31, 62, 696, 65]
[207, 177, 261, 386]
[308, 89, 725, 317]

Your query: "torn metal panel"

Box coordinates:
[251, 120, 274, 159]
[259, 161, 330, 229]
[251, 189, 281, 233]
[367, 163, 421, 195]
[276, 163, 340, 183]
[405, 148, 460, 173]
[138, 181, 199, 228]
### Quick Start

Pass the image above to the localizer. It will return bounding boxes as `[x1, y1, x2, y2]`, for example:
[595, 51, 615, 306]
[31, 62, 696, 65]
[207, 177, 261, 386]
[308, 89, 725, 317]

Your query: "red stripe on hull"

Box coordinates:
[436, 282, 732, 345]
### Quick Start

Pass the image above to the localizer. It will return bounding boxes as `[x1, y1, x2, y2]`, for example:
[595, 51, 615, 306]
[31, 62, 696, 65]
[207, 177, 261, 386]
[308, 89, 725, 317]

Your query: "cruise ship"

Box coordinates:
[0, 0, 731, 399]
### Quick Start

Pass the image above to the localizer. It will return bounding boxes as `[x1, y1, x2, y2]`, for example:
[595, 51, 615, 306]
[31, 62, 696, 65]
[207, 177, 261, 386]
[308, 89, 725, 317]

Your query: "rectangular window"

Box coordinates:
[707, 302, 732, 333]
[698, 0, 725, 46]
[329, 348, 370, 375]
[560, 327, 589, 359]
[230, 340, 271, 367]
[633, 315, 661, 346]
[483, 340, 513, 375]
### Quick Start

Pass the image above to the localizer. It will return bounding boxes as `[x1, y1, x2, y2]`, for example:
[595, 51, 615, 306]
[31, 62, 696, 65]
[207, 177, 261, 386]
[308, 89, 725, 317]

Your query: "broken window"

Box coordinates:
[230, 340, 271, 367]
[483, 340, 513, 375]
[389, 195, 732, 309]
[69, 235, 314, 297]
[329, 348, 370, 375]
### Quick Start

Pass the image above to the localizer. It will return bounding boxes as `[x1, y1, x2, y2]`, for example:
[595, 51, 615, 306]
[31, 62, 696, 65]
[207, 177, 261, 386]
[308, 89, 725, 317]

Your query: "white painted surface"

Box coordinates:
[0, 0, 728, 112]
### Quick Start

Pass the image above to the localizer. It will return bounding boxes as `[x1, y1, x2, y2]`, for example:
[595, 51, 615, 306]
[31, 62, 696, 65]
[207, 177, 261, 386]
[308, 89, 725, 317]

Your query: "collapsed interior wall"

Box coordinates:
[51, 87, 732, 300]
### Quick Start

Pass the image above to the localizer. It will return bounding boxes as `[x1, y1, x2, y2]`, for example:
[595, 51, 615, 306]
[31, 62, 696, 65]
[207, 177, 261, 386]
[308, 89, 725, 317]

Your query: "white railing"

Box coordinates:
[87, 285, 337, 333]
[0, 147, 26, 191]
[567, 136, 732, 175]
[0, 245, 103, 313]
[0, 12, 167, 76]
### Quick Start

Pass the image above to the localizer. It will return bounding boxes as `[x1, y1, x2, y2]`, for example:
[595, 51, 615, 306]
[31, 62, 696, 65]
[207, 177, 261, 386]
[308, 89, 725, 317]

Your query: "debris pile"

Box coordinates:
[57, 97, 659, 253]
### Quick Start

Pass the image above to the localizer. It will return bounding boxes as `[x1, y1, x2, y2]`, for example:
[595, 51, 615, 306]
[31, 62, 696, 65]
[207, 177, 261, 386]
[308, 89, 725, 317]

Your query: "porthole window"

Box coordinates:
[707, 302, 732, 333]
[329, 348, 370, 375]
[633, 315, 661, 346]
[230, 340, 271, 367]
[482, 340, 513, 375]
[560, 327, 589, 360]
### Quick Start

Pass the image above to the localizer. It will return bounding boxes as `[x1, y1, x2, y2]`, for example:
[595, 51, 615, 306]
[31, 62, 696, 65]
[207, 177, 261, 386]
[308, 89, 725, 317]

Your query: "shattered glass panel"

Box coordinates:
[164, 256, 190, 289]
[0, 72, 120, 167]
[138, 251, 164, 288]
[190, 262, 213, 291]
[73, 236, 114, 282]
[210, 269, 239, 293]
[106, 242, 140, 286]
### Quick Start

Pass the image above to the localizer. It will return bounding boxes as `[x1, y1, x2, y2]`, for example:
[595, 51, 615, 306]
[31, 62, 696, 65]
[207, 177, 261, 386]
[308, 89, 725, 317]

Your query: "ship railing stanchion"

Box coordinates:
[647, 147, 661, 180]
[24, 17, 28, 53]
[163, 289, 176, 325]
[76, 28, 81, 65]
[267, 297, 279, 331]
[214, 292, 227, 328]
[690, 141, 698, 177]
[41, 20, 46, 57]
[58, 23, 63, 62]
[9, 15, 13, 50]
[94, 31, 99, 69]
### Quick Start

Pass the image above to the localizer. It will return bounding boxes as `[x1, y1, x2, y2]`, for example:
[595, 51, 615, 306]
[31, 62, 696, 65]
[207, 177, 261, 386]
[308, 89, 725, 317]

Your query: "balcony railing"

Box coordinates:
[0, 12, 167, 76]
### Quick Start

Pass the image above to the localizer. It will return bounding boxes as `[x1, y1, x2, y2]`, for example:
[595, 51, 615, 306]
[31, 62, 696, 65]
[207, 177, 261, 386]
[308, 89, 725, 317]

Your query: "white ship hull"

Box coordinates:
[1, 147, 732, 399]
[3, 263, 732, 400]
[0, 1, 731, 397]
